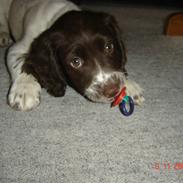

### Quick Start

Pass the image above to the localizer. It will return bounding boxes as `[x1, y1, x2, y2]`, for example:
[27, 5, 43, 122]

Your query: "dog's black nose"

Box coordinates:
[103, 84, 119, 98]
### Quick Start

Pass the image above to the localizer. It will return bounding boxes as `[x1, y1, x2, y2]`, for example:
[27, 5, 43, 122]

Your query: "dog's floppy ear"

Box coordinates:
[22, 31, 67, 97]
[102, 13, 128, 75]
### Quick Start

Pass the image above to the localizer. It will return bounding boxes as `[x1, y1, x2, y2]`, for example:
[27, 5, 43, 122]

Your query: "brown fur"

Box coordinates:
[22, 10, 127, 98]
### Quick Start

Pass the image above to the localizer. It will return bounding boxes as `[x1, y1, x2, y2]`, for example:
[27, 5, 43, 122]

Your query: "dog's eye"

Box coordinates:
[104, 42, 114, 54]
[70, 57, 84, 69]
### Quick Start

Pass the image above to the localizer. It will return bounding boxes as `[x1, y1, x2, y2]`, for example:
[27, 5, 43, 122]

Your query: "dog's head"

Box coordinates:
[51, 10, 127, 102]
[26, 10, 127, 102]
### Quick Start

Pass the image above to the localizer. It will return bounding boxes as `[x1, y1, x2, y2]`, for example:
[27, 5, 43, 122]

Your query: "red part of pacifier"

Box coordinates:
[111, 87, 126, 107]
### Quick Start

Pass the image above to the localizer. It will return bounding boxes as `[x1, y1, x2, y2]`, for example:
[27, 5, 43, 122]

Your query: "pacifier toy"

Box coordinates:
[111, 87, 134, 116]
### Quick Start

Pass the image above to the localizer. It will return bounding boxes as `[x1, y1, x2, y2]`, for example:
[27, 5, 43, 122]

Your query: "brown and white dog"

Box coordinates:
[0, 0, 144, 111]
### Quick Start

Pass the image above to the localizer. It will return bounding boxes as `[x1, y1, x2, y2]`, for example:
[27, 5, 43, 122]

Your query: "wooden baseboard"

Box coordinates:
[165, 12, 183, 36]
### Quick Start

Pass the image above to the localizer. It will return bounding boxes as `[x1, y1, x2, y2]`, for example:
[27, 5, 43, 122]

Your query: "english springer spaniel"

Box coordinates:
[0, 0, 144, 111]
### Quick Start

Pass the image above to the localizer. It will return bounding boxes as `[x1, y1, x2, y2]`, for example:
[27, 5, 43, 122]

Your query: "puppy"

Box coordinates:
[0, 0, 144, 111]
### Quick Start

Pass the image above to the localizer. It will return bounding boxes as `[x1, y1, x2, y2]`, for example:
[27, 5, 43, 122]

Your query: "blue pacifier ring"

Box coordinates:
[119, 96, 134, 116]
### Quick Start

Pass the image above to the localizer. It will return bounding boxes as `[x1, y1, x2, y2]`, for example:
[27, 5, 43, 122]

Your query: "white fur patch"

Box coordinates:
[85, 70, 125, 102]
[6, 0, 79, 111]
[95, 71, 110, 83]
[85, 68, 145, 105]
[124, 79, 145, 105]
[8, 73, 41, 111]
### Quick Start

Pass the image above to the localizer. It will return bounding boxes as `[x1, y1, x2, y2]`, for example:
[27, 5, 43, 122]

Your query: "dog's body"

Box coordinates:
[0, 0, 144, 111]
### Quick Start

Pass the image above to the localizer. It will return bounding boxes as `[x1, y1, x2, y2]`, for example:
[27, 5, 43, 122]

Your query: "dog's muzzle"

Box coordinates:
[84, 71, 125, 102]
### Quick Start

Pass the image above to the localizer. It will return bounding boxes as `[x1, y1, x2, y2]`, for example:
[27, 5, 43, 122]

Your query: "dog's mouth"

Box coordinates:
[84, 84, 123, 103]
[84, 72, 125, 103]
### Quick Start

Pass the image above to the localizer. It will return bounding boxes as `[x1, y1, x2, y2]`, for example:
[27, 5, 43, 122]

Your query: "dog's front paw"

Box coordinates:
[8, 74, 41, 111]
[125, 79, 145, 105]
[0, 32, 11, 47]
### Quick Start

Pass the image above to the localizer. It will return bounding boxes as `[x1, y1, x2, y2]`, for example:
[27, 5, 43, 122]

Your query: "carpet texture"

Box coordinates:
[0, 4, 183, 183]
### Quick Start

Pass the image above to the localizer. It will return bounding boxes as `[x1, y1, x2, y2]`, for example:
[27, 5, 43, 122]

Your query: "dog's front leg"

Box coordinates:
[124, 79, 145, 105]
[7, 41, 41, 111]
